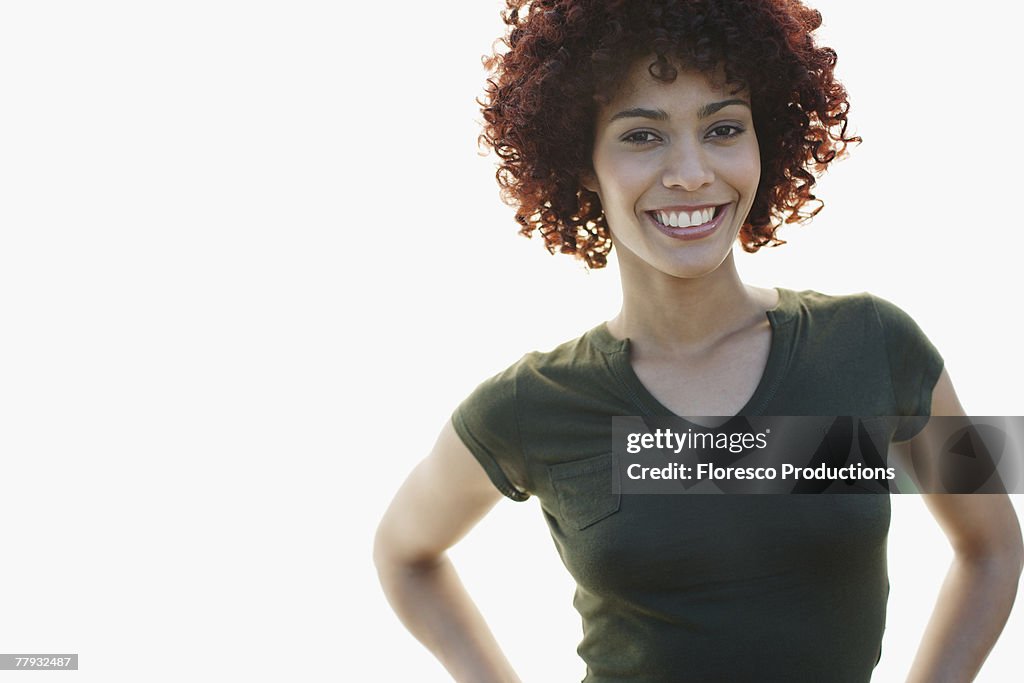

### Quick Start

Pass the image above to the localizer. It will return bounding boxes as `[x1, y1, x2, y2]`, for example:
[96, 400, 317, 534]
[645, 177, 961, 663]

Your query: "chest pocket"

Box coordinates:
[548, 453, 621, 530]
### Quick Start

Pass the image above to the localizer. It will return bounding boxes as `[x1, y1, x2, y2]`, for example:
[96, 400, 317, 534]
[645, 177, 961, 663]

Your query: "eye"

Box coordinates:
[707, 124, 744, 139]
[621, 130, 662, 145]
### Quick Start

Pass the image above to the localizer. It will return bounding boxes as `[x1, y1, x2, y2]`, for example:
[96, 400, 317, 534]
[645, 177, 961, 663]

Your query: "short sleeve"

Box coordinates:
[451, 361, 531, 501]
[870, 295, 945, 441]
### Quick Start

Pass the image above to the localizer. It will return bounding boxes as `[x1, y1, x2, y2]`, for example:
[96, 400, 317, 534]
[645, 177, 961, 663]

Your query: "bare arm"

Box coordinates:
[904, 369, 1024, 682]
[373, 420, 522, 683]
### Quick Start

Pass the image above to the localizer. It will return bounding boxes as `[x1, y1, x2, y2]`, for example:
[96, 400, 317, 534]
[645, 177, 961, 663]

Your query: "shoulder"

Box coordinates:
[479, 325, 614, 389]
[780, 288, 921, 334]
[783, 288, 875, 317]
[450, 325, 611, 500]
[777, 288, 941, 372]
[456, 325, 608, 410]
[775, 289, 881, 347]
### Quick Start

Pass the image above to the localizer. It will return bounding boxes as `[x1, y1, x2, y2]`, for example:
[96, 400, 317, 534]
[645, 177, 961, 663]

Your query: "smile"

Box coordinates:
[647, 204, 730, 241]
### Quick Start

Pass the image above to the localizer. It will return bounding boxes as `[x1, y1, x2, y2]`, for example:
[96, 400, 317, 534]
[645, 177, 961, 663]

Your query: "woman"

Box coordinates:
[374, 1, 1023, 680]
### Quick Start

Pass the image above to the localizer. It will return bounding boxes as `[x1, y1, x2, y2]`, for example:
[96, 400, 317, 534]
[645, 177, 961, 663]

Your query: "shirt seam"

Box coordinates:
[867, 294, 902, 415]
[606, 347, 656, 415]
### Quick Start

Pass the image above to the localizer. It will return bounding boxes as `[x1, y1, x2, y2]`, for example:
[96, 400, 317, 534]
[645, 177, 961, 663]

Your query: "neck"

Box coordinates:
[607, 249, 773, 352]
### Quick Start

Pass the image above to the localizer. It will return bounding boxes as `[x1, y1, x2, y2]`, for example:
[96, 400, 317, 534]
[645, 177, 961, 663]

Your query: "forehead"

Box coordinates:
[603, 59, 741, 110]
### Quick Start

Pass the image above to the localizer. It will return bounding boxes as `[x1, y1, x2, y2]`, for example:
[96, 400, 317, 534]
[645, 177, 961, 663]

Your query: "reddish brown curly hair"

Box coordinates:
[479, 0, 859, 268]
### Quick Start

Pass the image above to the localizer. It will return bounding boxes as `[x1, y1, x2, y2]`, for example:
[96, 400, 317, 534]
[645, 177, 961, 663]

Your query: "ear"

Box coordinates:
[580, 169, 600, 195]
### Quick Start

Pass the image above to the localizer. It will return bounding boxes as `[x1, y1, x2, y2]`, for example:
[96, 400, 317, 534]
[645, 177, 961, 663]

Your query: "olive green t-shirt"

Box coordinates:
[452, 289, 943, 683]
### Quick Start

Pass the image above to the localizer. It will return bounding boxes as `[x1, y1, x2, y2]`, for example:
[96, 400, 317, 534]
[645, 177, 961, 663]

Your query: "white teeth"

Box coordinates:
[655, 207, 718, 228]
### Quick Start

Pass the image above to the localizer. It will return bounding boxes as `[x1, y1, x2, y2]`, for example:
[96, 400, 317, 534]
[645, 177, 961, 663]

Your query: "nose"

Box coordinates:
[661, 142, 714, 191]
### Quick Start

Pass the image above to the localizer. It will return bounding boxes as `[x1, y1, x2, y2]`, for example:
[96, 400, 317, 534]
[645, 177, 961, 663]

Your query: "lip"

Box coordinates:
[647, 203, 731, 241]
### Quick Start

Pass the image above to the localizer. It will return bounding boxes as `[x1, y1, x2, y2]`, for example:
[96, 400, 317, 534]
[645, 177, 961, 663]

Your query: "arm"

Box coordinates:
[903, 369, 1024, 682]
[373, 420, 522, 683]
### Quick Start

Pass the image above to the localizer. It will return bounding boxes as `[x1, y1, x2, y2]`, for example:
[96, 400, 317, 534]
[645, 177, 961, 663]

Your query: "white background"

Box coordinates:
[0, 1, 1021, 681]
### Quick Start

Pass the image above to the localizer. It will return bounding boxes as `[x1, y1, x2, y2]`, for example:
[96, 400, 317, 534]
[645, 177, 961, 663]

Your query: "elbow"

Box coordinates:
[1002, 542, 1024, 587]
[1012, 536, 1024, 579]
[1006, 516, 1024, 578]
[372, 518, 401, 579]
[949, 500, 1024, 576]
[1002, 504, 1024, 576]
[372, 521, 387, 575]
[373, 514, 444, 582]
[954, 527, 1024, 579]
[372, 520, 409, 596]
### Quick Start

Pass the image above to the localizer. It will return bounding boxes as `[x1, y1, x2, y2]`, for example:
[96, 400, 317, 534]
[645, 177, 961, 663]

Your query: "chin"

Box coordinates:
[610, 221, 743, 280]
[640, 250, 735, 281]
[640, 237, 738, 280]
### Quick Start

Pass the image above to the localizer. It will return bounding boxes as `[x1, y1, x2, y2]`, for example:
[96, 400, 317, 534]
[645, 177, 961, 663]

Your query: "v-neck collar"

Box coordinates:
[589, 287, 798, 418]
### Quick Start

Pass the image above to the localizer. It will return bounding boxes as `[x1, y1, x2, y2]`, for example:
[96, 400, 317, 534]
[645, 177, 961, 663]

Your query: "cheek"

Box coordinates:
[723, 146, 761, 194]
[593, 157, 652, 208]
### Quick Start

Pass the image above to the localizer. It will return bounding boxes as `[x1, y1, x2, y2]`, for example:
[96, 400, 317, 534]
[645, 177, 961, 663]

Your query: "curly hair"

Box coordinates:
[479, 0, 860, 268]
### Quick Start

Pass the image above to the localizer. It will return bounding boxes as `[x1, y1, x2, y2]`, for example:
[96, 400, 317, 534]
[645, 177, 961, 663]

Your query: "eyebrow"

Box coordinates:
[608, 98, 750, 123]
[698, 98, 750, 119]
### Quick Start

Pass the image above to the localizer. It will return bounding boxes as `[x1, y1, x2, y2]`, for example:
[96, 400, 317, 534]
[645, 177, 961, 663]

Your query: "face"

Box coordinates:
[584, 60, 761, 280]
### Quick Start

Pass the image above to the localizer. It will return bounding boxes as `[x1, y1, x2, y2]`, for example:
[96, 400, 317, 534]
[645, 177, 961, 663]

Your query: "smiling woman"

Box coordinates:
[372, 1, 1023, 682]
[584, 66, 761, 282]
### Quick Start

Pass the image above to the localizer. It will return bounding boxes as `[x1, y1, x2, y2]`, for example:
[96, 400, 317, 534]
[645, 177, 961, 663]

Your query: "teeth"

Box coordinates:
[655, 207, 718, 228]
